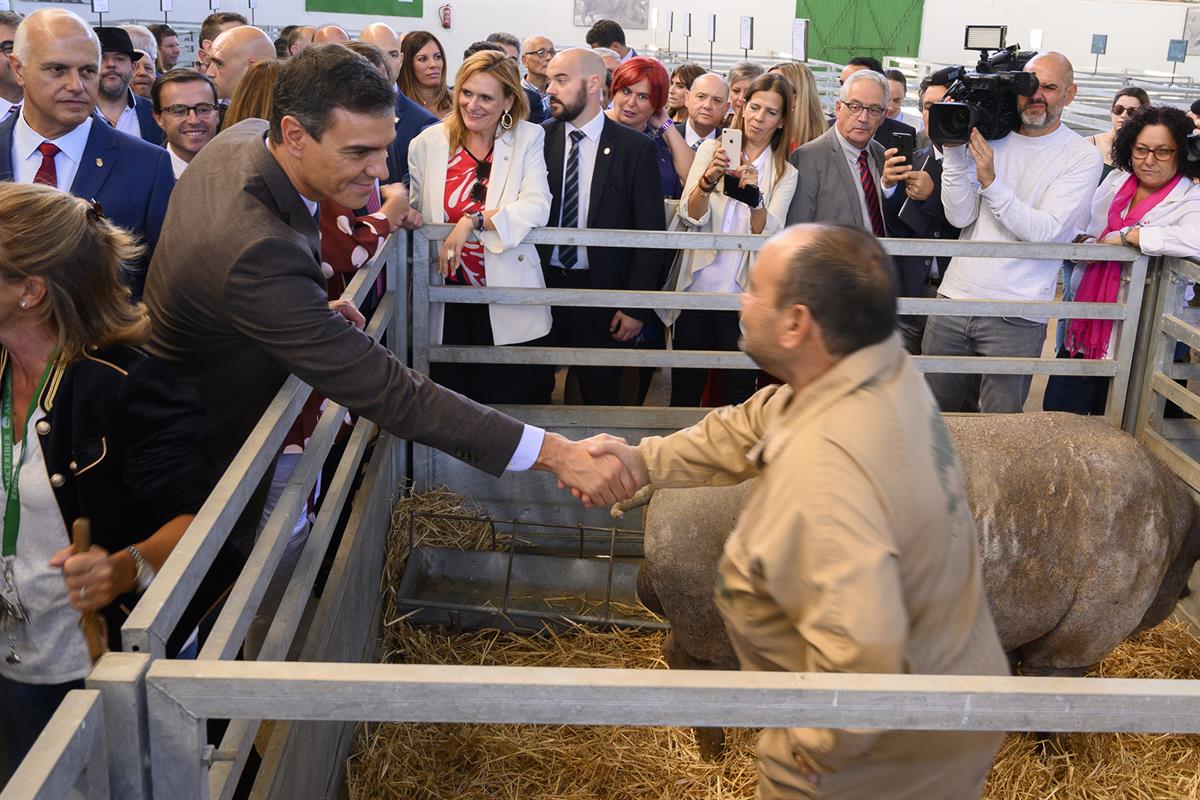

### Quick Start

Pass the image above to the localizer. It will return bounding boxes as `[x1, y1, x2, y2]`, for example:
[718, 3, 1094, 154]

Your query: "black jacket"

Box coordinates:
[539, 115, 667, 322]
[24, 345, 236, 653]
[874, 115, 917, 152]
[882, 146, 961, 297]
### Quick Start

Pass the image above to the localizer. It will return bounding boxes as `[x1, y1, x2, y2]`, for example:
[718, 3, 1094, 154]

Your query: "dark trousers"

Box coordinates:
[1042, 348, 1110, 416]
[670, 309, 758, 407]
[0, 674, 85, 782]
[430, 301, 544, 405]
[536, 266, 625, 406]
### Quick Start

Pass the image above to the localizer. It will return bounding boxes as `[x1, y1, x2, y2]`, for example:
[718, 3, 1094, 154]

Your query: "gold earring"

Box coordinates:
[500, 110, 514, 130]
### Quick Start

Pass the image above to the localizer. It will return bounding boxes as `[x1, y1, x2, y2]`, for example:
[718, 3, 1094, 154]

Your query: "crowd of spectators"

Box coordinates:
[1, 8, 1200, 781]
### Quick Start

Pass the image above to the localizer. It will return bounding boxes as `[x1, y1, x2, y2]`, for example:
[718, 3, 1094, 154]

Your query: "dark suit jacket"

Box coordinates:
[384, 90, 437, 186]
[523, 86, 546, 125]
[873, 115, 916, 152]
[0, 112, 174, 297]
[538, 115, 666, 322]
[882, 145, 960, 297]
[133, 93, 165, 146]
[144, 120, 523, 480]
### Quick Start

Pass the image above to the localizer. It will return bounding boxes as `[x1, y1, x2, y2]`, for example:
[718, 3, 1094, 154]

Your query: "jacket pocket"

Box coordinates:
[70, 437, 108, 476]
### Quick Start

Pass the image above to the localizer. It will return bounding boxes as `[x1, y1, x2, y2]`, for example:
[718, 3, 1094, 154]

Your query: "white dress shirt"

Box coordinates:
[833, 126, 894, 229]
[11, 112, 93, 191]
[0, 97, 18, 122]
[167, 144, 191, 179]
[549, 109, 605, 270]
[683, 122, 718, 149]
[99, 89, 142, 139]
[689, 147, 771, 294]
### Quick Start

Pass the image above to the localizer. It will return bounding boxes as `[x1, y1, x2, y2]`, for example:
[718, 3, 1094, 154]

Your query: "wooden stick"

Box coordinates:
[71, 518, 108, 663]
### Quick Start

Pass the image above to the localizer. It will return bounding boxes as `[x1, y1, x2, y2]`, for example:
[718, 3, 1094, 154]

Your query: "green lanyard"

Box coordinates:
[1, 359, 55, 558]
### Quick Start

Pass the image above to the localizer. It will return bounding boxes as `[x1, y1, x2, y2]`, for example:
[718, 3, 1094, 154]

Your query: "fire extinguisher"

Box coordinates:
[439, 4, 451, 28]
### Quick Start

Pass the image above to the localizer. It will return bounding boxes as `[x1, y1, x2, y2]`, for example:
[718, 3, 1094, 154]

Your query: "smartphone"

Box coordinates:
[891, 131, 915, 166]
[720, 128, 743, 163]
[723, 174, 761, 208]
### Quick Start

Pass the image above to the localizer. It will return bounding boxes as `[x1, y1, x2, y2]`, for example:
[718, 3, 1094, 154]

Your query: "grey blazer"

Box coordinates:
[143, 120, 524, 479]
[785, 126, 886, 229]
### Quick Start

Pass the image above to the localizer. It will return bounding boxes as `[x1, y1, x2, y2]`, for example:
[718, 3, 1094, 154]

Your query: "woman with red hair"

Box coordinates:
[605, 56, 693, 198]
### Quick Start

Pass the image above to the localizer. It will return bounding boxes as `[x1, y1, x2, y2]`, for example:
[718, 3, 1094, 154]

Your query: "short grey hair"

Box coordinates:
[0, 10, 24, 30]
[840, 68, 889, 106]
[13, 9, 101, 66]
[121, 24, 157, 63]
[485, 31, 519, 51]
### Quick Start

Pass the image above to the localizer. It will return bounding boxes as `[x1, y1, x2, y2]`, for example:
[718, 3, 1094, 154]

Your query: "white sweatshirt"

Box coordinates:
[937, 124, 1102, 304]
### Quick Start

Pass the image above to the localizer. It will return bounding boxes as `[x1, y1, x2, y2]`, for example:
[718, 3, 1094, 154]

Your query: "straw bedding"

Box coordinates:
[345, 489, 1200, 800]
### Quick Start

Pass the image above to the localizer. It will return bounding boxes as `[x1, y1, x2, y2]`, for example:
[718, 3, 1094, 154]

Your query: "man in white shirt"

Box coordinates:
[681, 72, 727, 149]
[0, 11, 22, 122]
[151, 69, 218, 179]
[923, 52, 1102, 413]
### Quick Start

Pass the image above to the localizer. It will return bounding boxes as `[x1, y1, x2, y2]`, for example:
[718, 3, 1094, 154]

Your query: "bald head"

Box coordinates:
[314, 25, 349, 44]
[206, 25, 274, 100]
[360, 23, 401, 83]
[686, 72, 729, 133]
[552, 46, 605, 82]
[1018, 51, 1076, 134]
[11, 9, 101, 138]
[1025, 51, 1074, 87]
[545, 47, 605, 124]
[12, 8, 98, 65]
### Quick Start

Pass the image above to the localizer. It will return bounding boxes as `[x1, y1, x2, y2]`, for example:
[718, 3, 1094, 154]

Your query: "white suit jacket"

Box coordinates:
[409, 119, 552, 346]
[1084, 168, 1200, 258]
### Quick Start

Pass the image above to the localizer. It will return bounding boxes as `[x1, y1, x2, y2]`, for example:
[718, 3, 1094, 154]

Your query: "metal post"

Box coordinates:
[146, 672, 208, 800]
[411, 228, 433, 489]
[86, 652, 153, 800]
[1135, 258, 1187, 439]
[1104, 253, 1149, 428]
[1123, 256, 1164, 433]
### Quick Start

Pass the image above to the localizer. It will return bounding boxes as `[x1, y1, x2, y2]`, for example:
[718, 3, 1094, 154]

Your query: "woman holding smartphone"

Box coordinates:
[666, 73, 798, 408]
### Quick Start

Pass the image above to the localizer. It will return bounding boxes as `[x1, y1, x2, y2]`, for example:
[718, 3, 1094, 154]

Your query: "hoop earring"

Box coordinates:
[500, 110, 514, 130]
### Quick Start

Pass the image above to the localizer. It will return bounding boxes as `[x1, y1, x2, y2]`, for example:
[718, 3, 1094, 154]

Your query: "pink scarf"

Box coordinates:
[1066, 173, 1183, 359]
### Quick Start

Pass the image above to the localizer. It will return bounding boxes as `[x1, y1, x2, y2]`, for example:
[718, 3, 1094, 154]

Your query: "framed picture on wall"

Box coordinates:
[574, 0, 650, 30]
[1186, 5, 1200, 57]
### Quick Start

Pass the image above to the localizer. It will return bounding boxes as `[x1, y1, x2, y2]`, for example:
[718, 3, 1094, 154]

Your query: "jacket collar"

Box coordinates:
[0, 348, 71, 414]
[242, 122, 320, 247]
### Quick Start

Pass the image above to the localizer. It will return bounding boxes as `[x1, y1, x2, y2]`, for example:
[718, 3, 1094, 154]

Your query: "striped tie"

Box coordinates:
[557, 129, 587, 268]
[857, 150, 885, 238]
[3, 103, 18, 121]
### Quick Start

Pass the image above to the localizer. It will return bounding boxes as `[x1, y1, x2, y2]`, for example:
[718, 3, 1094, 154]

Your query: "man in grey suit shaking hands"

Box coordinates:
[144, 45, 635, 507]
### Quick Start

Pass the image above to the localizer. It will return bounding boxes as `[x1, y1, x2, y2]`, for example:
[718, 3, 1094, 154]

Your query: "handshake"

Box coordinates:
[532, 432, 647, 508]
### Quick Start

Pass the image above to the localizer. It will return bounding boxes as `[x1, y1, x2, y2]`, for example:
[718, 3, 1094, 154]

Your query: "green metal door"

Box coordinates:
[796, 0, 925, 64]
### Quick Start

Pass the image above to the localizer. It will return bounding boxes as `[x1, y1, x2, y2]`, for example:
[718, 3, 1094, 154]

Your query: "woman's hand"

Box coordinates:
[703, 146, 731, 187]
[649, 105, 670, 131]
[730, 152, 759, 190]
[49, 545, 118, 613]
[439, 217, 474, 278]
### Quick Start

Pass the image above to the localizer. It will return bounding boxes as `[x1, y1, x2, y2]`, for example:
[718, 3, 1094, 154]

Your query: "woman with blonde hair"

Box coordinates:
[398, 30, 453, 119]
[769, 61, 826, 149]
[408, 50, 552, 403]
[723, 60, 765, 128]
[668, 72, 798, 407]
[221, 59, 281, 130]
[0, 184, 227, 776]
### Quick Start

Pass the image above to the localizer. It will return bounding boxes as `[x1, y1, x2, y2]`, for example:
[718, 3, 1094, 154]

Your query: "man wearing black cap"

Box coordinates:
[881, 68, 961, 354]
[94, 26, 162, 146]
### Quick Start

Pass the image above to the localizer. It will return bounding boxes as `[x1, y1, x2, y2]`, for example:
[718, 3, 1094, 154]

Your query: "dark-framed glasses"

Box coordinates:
[523, 47, 556, 59]
[161, 103, 218, 120]
[1131, 144, 1177, 161]
[0, 41, 12, 56]
[841, 101, 886, 119]
[1112, 105, 1142, 118]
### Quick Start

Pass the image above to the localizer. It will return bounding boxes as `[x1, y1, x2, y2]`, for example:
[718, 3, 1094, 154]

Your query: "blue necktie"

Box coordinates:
[557, 129, 587, 268]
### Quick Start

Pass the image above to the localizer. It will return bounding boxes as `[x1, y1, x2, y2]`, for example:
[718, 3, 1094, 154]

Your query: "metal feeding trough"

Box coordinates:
[395, 511, 667, 633]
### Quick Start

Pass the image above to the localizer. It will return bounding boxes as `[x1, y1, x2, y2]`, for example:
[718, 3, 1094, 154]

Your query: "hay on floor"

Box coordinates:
[347, 489, 1200, 800]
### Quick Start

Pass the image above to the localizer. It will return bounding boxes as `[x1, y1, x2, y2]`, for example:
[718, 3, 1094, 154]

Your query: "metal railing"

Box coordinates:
[0, 691, 109, 800]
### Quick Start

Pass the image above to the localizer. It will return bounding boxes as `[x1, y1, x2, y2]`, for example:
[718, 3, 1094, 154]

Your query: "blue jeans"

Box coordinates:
[1054, 260, 1079, 352]
[0, 673, 85, 781]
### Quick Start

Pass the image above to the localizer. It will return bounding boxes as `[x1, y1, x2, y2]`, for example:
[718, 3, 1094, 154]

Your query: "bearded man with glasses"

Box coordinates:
[151, 69, 219, 179]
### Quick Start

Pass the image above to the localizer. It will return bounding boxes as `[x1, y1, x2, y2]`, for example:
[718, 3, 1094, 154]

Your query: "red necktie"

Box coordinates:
[33, 142, 61, 188]
[857, 149, 885, 238]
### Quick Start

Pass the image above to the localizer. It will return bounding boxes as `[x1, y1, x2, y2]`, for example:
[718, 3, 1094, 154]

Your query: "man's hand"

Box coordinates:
[396, 207, 424, 230]
[611, 310, 643, 342]
[881, 147, 912, 189]
[904, 169, 934, 201]
[562, 434, 650, 507]
[533, 432, 640, 508]
[49, 545, 118, 612]
[966, 128, 995, 189]
[329, 298, 366, 329]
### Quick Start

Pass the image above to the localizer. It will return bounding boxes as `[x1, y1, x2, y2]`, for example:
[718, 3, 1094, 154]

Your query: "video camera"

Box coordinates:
[1188, 133, 1200, 162]
[928, 25, 1039, 148]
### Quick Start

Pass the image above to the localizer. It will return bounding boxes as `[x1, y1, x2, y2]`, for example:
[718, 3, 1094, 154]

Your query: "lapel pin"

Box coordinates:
[603, 147, 611, 155]
[95, 158, 103, 167]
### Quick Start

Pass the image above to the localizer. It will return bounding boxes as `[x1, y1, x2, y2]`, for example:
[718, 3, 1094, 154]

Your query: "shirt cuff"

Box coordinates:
[882, 183, 897, 199]
[505, 424, 546, 472]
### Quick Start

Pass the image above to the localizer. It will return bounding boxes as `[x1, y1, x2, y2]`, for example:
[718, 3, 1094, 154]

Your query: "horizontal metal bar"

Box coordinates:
[430, 345, 1118, 376]
[417, 224, 1140, 261]
[1161, 314, 1200, 355]
[1142, 426, 1200, 496]
[1151, 373, 1200, 422]
[427, 285, 1129, 320]
[1166, 257, 1200, 287]
[0, 690, 108, 800]
[146, 660, 1200, 734]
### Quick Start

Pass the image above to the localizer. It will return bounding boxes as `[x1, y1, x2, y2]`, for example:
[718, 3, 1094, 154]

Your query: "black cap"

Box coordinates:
[93, 27, 144, 61]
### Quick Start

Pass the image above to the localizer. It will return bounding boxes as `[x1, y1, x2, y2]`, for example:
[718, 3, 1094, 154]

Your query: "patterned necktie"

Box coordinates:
[33, 142, 60, 188]
[366, 180, 382, 214]
[857, 149, 885, 238]
[557, 129, 587, 268]
[691, 139, 702, 152]
[3, 104, 18, 121]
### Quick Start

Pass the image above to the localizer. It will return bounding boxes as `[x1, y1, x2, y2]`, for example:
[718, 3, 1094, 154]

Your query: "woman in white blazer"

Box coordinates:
[1045, 105, 1200, 415]
[408, 50, 552, 404]
[667, 72, 799, 407]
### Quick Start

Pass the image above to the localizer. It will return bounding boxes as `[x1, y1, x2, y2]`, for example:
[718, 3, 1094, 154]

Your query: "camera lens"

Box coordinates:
[929, 102, 974, 148]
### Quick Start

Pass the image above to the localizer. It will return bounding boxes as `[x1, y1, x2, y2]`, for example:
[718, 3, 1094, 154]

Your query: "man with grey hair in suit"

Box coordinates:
[786, 69, 899, 238]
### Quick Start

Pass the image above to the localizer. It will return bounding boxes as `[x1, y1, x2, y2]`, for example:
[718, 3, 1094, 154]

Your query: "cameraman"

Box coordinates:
[923, 52, 1102, 413]
[883, 68, 961, 354]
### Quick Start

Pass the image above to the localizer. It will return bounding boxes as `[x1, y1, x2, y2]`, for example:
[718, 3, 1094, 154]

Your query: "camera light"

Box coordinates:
[964, 25, 1006, 51]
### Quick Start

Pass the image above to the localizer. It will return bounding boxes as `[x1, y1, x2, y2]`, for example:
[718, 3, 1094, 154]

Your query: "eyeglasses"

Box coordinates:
[161, 103, 218, 119]
[522, 47, 556, 59]
[469, 160, 492, 204]
[841, 101, 886, 119]
[1131, 144, 1177, 162]
[1112, 105, 1142, 117]
[0, 41, 12, 55]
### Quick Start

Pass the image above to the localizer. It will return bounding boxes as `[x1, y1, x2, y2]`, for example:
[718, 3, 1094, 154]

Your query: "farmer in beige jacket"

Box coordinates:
[589, 224, 1008, 800]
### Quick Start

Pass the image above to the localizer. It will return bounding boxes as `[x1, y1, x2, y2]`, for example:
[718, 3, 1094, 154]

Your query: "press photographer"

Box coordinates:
[922, 42, 1102, 414]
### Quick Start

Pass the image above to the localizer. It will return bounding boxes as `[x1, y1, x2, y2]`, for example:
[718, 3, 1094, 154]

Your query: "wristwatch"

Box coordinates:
[126, 545, 156, 593]
[1118, 226, 1133, 246]
[471, 211, 485, 232]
